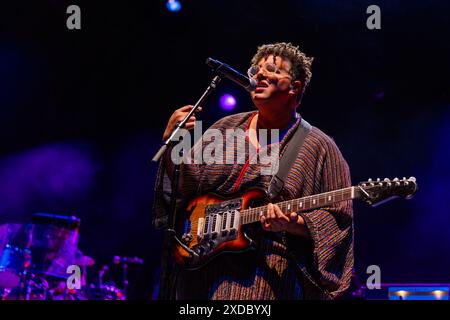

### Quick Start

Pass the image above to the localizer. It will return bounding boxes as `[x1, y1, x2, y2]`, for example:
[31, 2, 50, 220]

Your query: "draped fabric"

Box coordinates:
[152, 111, 353, 300]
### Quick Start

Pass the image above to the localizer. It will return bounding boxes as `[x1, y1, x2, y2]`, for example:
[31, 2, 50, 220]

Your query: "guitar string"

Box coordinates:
[189, 180, 412, 232]
[242, 187, 353, 225]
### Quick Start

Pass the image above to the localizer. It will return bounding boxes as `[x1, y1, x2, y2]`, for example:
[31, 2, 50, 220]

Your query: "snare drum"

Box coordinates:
[0, 244, 28, 288]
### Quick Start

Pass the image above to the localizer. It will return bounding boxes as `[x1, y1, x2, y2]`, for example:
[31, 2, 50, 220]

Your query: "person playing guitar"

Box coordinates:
[154, 42, 356, 300]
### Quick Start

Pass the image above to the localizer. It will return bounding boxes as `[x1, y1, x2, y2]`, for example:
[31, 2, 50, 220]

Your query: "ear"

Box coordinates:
[289, 80, 302, 95]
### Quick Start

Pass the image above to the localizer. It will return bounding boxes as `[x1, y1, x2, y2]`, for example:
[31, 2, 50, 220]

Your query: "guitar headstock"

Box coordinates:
[358, 177, 418, 207]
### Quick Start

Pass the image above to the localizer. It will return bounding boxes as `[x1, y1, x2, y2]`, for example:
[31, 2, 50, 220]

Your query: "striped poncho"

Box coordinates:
[153, 111, 353, 300]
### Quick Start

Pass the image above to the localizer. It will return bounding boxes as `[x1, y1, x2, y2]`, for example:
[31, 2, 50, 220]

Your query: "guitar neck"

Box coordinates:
[240, 186, 360, 225]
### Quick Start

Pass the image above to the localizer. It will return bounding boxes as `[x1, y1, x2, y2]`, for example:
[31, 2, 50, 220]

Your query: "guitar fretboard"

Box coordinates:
[240, 186, 357, 225]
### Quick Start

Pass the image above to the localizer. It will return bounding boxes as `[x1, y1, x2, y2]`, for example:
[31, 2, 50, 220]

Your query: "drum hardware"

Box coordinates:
[113, 256, 144, 297]
[0, 214, 81, 300]
[1, 215, 143, 300]
[98, 265, 109, 288]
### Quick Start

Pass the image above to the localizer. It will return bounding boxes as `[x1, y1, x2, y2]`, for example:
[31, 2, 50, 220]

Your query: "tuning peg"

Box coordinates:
[393, 177, 399, 181]
[368, 178, 373, 182]
[376, 178, 381, 182]
[409, 176, 416, 182]
[403, 177, 406, 181]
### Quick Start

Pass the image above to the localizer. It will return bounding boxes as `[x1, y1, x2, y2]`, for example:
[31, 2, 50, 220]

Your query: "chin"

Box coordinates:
[251, 93, 269, 101]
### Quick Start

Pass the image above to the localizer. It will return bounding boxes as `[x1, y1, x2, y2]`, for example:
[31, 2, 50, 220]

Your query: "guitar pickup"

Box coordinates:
[221, 212, 229, 236]
[230, 210, 240, 235]
[197, 217, 205, 239]
[221, 210, 240, 237]
[200, 214, 223, 240]
[211, 214, 222, 238]
[203, 215, 211, 240]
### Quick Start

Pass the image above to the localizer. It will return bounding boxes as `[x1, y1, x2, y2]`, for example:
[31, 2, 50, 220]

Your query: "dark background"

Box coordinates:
[0, 0, 449, 299]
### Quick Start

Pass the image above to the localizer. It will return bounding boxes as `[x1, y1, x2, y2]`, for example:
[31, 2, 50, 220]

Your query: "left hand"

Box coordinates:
[260, 203, 309, 238]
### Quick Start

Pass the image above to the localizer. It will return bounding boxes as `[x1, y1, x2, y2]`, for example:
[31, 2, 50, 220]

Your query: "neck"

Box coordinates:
[240, 186, 358, 225]
[257, 108, 296, 130]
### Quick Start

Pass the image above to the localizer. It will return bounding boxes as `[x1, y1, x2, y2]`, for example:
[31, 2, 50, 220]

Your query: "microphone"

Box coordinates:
[206, 57, 257, 92]
[113, 256, 144, 265]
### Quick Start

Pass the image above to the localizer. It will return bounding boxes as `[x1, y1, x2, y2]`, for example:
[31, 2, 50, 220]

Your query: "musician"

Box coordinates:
[153, 42, 353, 299]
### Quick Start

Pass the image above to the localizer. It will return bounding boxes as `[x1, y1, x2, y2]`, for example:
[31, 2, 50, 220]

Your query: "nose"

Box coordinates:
[255, 68, 268, 81]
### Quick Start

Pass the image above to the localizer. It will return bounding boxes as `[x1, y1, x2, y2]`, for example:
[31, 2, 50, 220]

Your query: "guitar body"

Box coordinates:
[174, 188, 267, 270]
[172, 176, 418, 270]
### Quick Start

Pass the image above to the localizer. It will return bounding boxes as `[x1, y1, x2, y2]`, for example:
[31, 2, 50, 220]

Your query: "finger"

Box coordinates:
[289, 212, 298, 222]
[178, 117, 196, 126]
[179, 105, 194, 112]
[273, 205, 289, 222]
[179, 105, 202, 114]
[185, 122, 196, 130]
[260, 216, 271, 231]
[268, 203, 276, 219]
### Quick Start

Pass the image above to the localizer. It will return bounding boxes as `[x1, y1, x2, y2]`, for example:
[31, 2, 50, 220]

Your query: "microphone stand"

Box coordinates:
[152, 75, 221, 300]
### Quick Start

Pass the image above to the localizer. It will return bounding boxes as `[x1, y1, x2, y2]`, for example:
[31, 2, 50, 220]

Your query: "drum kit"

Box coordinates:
[0, 213, 143, 300]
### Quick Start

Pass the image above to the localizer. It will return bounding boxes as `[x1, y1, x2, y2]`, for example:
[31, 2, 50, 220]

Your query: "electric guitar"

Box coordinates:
[174, 177, 417, 270]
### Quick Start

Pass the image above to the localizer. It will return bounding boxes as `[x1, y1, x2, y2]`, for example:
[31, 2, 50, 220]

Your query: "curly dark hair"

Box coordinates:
[250, 42, 314, 104]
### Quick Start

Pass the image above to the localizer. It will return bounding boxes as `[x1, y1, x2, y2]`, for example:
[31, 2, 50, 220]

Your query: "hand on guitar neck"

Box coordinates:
[260, 203, 310, 238]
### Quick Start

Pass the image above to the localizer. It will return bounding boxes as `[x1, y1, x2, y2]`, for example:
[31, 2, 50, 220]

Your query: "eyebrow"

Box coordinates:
[258, 56, 291, 73]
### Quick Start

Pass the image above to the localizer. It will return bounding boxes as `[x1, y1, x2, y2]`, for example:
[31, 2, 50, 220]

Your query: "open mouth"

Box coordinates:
[254, 81, 269, 92]
[256, 81, 269, 88]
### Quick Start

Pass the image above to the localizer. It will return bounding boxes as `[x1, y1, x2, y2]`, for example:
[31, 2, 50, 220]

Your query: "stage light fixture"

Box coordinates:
[166, 0, 181, 12]
[220, 94, 236, 111]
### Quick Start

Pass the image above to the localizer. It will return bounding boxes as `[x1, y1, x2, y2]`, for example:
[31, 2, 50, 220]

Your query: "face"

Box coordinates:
[249, 55, 298, 111]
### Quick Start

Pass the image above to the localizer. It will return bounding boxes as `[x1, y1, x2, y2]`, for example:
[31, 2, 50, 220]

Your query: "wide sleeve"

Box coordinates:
[151, 141, 204, 229]
[297, 137, 354, 299]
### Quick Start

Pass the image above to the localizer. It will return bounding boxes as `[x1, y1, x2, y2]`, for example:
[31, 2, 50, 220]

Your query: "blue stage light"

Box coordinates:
[166, 0, 181, 12]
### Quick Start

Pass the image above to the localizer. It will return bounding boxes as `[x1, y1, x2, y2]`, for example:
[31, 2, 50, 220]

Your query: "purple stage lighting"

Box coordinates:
[220, 94, 236, 111]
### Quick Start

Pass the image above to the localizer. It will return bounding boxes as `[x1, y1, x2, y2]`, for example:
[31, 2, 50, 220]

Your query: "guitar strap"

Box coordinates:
[267, 118, 312, 200]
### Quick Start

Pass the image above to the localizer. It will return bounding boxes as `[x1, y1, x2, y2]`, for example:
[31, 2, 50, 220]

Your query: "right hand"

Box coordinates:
[162, 105, 202, 141]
